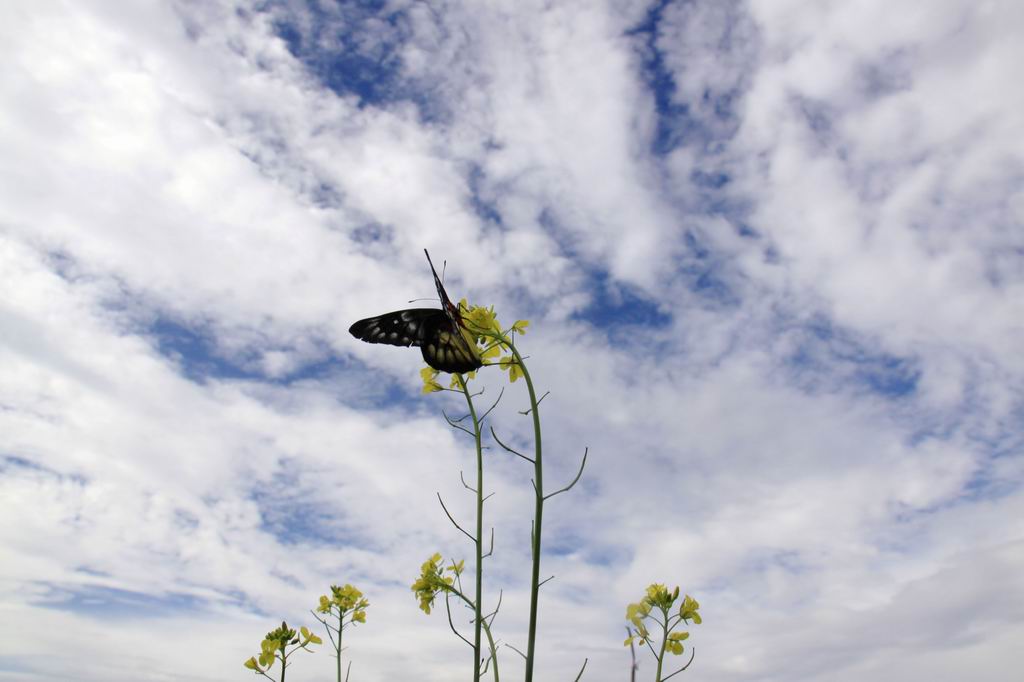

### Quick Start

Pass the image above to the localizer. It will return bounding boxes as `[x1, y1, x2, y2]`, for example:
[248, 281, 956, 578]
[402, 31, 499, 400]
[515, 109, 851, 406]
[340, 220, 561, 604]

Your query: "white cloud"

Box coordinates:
[1, 1, 1021, 680]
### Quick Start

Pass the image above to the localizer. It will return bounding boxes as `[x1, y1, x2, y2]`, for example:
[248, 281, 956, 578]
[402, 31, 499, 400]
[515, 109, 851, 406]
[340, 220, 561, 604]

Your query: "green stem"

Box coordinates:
[451, 586, 499, 682]
[458, 374, 485, 682]
[342, 606, 350, 679]
[655, 609, 669, 682]
[506, 344, 544, 682]
[279, 651, 286, 682]
[482, 614, 501, 682]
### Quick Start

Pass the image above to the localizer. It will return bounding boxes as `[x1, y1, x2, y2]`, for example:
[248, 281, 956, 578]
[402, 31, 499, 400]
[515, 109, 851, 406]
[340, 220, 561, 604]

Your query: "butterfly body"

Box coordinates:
[348, 251, 483, 374]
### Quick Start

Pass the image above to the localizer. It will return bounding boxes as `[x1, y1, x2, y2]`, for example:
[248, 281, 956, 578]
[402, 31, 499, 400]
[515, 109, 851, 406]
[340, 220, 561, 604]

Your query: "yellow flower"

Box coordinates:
[412, 553, 452, 615]
[481, 343, 503, 360]
[464, 302, 502, 337]
[667, 630, 689, 655]
[421, 366, 443, 393]
[499, 355, 522, 383]
[299, 626, 323, 646]
[680, 594, 702, 624]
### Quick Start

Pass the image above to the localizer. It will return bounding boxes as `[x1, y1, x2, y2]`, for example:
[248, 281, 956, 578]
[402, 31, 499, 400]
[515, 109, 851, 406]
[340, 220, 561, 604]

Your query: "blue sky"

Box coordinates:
[1, 1, 1023, 680]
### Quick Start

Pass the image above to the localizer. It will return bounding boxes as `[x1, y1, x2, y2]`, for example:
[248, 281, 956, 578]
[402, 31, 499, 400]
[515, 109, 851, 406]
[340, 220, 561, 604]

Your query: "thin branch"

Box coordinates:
[544, 447, 589, 500]
[506, 644, 528, 660]
[518, 390, 550, 416]
[437, 492, 476, 543]
[629, 627, 638, 682]
[478, 386, 505, 424]
[482, 527, 495, 559]
[651, 610, 668, 630]
[483, 589, 503, 626]
[660, 649, 696, 681]
[344, 660, 352, 682]
[443, 408, 471, 423]
[573, 658, 588, 682]
[489, 426, 534, 464]
[482, 492, 495, 503]
[537, 574, 555, 588]
[442, 410, 476, 437]
[444, 416, 475, 436]
[479, 339, 508, 355]
[460, 470, 477, 493]
[445, 592, 474, 649]
[453, 563, 466, 596]
[309, 610, 338, 650]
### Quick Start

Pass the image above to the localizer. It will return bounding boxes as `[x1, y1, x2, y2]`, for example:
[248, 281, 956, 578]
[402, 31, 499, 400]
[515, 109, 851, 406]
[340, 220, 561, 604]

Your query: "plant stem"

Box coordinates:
[482, 613, 501, 682]
[337, 610, 344, 682]
[458, 374, 485, 682]
[655, 608, 668, 682]
[508, 345, 544, 682]
[453, 582, 500, 682]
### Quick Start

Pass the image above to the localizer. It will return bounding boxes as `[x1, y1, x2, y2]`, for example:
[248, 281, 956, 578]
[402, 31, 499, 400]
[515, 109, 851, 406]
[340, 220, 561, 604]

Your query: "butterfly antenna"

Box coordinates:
[424, 248, 439, 278]
[424, 248, 449, 285]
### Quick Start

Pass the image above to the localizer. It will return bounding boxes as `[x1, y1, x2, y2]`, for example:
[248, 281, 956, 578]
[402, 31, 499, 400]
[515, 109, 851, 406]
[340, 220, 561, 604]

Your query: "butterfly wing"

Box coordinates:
[349, 307, 483, 373]
[349, 309, 444, 348]
[421, 249, 483, 373]
[419, 323, 483, 373]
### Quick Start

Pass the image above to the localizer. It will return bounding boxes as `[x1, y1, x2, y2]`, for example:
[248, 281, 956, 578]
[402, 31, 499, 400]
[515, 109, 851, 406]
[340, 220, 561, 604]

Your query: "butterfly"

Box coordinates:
[348, 249, 484, 374]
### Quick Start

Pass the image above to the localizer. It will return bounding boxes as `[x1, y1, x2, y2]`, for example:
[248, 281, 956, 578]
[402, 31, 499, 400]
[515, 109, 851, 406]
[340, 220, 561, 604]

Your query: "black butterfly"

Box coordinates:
[349, 250, 483, 374]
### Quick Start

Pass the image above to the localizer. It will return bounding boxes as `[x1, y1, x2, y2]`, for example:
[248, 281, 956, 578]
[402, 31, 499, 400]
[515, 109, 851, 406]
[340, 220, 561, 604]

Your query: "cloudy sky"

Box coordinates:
[2, 1, 1023, 680]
